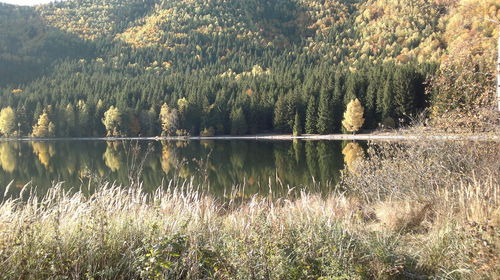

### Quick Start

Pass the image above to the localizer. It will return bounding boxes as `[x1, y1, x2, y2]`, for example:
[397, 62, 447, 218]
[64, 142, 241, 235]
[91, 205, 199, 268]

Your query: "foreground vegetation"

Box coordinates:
[0, 140, 498, 279]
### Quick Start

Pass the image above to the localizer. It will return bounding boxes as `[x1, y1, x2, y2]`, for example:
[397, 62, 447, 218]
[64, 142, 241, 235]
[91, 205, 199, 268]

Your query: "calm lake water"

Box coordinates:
[0, 140, 365, 199]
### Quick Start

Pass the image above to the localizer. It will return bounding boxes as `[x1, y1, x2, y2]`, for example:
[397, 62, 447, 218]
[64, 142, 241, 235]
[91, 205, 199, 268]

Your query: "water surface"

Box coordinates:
[0, 140, 363, 199]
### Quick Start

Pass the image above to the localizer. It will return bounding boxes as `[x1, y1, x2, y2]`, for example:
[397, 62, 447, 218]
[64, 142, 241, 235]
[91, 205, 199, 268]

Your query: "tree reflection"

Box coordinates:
[32, 142, 55, 169]
[160, 141, 179, 174]
[103, 141, 121, 172]
[0, 142, 17, 173]
[342, 142, 364, 173]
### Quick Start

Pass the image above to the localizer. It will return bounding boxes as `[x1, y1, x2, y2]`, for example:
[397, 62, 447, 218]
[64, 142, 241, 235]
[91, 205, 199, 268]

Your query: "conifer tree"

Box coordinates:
[344, 74, 357, 106]
[64, 104, 76, 136]
[393, 66, 415, 122]
[305, 95, 317, 134]
[382, 75, 394, 119]
[273, 95, 288, 132]
[364, 71, 378, 128]
[293, 111, 302, 136]
[332, 71, 344, 132]
[230, 107, 247, 135]
[342, 99, 365, 134]
[317, 88, 333, 134]
[77, 100, 90, 136]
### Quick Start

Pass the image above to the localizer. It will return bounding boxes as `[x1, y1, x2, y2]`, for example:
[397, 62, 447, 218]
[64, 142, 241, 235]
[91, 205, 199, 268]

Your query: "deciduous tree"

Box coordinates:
[342, 99, 365, 133]
[32, 110, 55, 137]
[102, 106, 122, 137]
[159, 103, 178, 136]
[0, 107, 16, 136]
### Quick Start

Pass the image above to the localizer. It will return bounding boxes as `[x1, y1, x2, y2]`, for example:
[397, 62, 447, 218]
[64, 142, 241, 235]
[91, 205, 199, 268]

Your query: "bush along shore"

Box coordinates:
[0, 140, 498, 279]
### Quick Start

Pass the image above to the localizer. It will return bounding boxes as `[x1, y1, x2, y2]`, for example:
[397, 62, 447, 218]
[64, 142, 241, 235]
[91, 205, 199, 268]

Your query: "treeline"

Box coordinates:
[0, 59, 434, 137]
[0, 0, 462, 138]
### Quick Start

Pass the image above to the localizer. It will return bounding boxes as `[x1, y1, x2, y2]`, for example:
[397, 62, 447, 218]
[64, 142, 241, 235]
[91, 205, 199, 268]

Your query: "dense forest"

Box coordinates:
[0, 0, 498, 137]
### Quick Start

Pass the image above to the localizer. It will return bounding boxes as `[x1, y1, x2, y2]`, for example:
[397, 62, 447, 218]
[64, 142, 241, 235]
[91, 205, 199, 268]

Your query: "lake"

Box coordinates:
[0, 140, 366, 199]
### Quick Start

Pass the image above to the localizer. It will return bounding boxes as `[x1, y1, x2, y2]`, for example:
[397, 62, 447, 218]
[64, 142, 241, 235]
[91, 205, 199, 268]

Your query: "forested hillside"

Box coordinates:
[0, 0, 498, 137]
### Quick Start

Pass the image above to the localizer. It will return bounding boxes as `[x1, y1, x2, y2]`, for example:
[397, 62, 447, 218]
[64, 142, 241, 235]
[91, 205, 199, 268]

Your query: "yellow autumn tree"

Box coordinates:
[159, 103, 178, 136]
[32, 111, 55, 137]
[102, 106, 122, 137]
[342, 98, 365, 133]
[0, 107, 16, 136]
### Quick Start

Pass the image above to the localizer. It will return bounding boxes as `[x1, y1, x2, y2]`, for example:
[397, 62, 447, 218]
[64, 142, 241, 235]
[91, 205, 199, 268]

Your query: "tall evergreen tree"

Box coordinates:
[230, 107, 247, 135]
[393, 66, 416, 122]
[331, 71, 344, 132]
[305, 95, 317, 134]
[293, 111, 302, 136]
[381, 74, 394, 119]
[273, 95, 288, 132]
[317, 88, 333, 134]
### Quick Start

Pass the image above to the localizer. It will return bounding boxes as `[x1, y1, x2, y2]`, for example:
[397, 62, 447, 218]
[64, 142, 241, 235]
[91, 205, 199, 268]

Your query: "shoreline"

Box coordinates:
[0, 133, 498, 142]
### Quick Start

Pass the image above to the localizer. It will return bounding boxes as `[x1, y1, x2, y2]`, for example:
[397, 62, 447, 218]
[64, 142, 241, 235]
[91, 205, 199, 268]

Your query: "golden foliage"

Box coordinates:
[32, 111, 55, 137]
[342, 98, 365, 133]
[103, 142, 120, 172]
[102, 106, 122, 137]
[355, 0, 448, 63]
[159, 103, 178, 136]
[0, 107, 16, 136]
[430, 0, 499, 131]
[32, 142, 54, 168]
[0, 142, 16, 173]
[342, 142, 364, 173]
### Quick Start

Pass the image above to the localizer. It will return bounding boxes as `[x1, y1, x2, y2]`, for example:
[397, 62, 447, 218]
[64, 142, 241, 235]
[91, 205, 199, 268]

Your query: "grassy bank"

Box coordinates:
[0, 141, 498, 279]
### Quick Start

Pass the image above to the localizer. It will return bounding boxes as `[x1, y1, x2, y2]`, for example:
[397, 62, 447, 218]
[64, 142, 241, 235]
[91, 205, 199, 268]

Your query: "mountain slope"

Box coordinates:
[0, 0, 497, 137]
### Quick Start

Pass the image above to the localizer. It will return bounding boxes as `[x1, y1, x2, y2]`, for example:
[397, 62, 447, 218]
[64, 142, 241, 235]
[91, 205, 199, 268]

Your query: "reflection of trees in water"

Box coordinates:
[0, 140, 351, 198]
[292, 139, 302, 164]
[342, 142, 364, 173]
[32, 142, 55, 169]
[0, 142, 17, 173]
[160, 142, 173, 174]
[305, 141, 319, 179]
[160, 141, 184, 175]
[103, 142, 121, 172]
[317, 142, 332, 181]
[229, 141, 247, 170]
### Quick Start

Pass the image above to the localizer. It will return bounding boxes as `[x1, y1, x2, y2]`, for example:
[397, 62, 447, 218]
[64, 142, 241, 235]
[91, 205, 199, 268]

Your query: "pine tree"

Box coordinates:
[293, 111, 302, 136]
[332, 71, 344, 132]
[382, 75, 394, 119]
[344, 74, 357, 106]
[64, 104, 76, 136]
[364, 70, 378, 128]
[77, 100, 89, 137]
[393, 66, 415, 122]
[305, 95, 317, 134]
[273, 95, 288, 132]
[230, 107, 247, 135]
[317, 88, 333, 134]
[342, 99, 365, 134]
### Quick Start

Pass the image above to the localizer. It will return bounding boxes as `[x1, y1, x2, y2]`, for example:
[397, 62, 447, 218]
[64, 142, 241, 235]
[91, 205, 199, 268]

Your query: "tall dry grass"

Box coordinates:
[0, 140, 498, 279]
